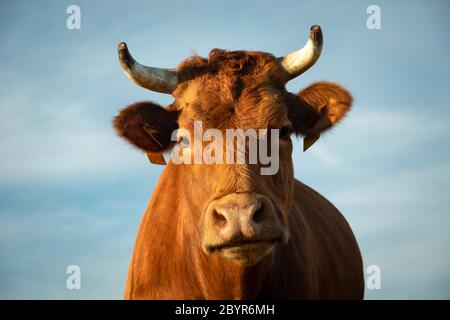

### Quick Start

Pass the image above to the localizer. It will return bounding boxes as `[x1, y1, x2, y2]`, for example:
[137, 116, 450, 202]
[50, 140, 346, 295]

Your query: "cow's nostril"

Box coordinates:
[212, 210, 227, 228]
[252, 203, 265, 224]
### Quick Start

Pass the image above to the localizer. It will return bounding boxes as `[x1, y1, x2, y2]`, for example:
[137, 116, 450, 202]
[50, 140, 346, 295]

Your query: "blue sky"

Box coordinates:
[0, 0, 449, 299]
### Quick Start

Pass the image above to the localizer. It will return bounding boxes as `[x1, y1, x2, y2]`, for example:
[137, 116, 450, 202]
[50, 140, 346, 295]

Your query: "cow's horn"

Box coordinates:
[279, 25, 323, 80]
[118, 42, 178, 94]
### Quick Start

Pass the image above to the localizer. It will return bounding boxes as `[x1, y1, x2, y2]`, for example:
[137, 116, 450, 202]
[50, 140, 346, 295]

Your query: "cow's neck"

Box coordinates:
[149, 164, 276, 299]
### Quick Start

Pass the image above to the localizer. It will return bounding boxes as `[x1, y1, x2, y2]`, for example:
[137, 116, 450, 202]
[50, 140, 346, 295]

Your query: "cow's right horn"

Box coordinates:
[118, 42, 178, 94]
[279, 25, 323, 80]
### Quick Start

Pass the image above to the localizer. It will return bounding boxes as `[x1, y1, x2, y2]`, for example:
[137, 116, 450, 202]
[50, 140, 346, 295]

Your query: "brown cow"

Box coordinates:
[114, 25, 364, 299]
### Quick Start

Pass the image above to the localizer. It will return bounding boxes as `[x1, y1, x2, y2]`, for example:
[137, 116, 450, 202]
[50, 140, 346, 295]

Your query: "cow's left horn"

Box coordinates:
[279, 25, 323, 80]
[118, 42, 178, 94]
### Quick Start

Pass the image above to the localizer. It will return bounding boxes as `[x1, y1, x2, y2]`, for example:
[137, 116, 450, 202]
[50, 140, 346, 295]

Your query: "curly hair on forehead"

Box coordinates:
[176, 49, 286, 87]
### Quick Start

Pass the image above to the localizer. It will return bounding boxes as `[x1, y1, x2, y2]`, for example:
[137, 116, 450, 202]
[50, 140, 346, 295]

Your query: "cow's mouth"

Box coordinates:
[205, 237, 282, 265]
[206, 237, 281, 254]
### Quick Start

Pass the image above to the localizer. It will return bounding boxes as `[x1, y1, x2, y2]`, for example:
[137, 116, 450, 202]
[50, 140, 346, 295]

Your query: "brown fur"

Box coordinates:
[115, 49, 364, 299]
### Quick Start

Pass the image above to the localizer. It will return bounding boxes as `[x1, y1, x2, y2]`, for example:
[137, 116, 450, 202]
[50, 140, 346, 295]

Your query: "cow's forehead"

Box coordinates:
[175, 76, 279, 102]
[170, 49, 291, 130]
[174, 78, 291, 131]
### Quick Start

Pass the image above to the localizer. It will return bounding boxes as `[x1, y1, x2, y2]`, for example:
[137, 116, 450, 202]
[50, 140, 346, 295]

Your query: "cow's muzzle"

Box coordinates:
[201, 193, 288, 266]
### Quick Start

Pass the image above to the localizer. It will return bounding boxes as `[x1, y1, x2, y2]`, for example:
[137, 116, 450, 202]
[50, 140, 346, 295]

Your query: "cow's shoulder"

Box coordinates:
[290, 179, 364, 298]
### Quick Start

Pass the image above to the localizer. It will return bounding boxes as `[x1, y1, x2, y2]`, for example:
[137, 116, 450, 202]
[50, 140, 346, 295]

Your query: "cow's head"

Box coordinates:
[114, 26, 352, 266]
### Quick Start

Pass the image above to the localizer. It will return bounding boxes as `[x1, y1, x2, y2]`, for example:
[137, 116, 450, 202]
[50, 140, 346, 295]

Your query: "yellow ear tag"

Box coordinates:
[146, 152, 166, 165]
[303, 133, 320, 152]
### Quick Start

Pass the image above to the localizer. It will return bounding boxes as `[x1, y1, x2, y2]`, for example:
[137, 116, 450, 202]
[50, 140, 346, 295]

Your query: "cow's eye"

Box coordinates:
[177, 134, 191, 147]
[182, 137, 190, 146]
[280, 126, 292, 139]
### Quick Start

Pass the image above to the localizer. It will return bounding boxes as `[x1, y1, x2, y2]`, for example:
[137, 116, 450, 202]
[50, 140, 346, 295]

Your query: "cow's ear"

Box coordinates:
[287, 81, 352, 151]
[113, 101, 179, 162]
